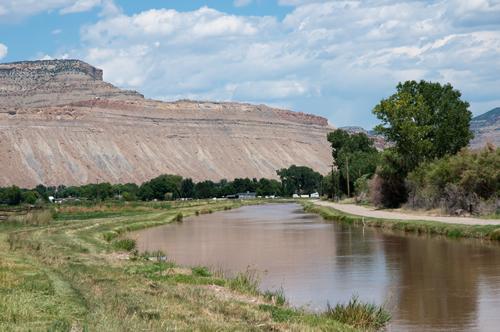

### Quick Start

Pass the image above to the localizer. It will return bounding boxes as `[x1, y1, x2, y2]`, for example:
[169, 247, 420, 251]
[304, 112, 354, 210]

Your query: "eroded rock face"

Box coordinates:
[470, 107, 500, 149]
[0, 60, 333, 187]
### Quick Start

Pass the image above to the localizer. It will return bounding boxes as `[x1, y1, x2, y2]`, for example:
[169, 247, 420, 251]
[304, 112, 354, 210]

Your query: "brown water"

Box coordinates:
[133, 203, 500, 331]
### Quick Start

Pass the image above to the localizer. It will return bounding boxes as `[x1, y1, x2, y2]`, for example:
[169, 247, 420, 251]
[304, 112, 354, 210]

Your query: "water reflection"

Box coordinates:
[132, 203, 500, 331]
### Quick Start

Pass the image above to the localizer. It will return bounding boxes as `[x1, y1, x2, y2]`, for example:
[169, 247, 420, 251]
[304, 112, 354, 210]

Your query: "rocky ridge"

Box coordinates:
[470, 107, 500, 148]
[0, 60, 333, 187]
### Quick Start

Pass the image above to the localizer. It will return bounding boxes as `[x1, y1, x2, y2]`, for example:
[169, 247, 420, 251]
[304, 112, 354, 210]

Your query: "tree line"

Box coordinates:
[0, 165, 324, 206]
[325, 80, 498, 215]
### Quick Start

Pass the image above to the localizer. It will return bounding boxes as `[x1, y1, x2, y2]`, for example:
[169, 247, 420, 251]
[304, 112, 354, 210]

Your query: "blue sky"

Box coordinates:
[1, 0, 499, 128]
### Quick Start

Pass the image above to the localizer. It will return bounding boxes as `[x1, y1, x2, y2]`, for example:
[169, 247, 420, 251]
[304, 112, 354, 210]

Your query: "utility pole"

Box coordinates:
[345, 156, 350, 197]
[330, 164, 335, 200]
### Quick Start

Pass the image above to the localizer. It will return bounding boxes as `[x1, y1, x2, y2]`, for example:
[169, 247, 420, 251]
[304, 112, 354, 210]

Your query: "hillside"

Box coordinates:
[470, 107, 500, 148]
[0, 60, 333, 187]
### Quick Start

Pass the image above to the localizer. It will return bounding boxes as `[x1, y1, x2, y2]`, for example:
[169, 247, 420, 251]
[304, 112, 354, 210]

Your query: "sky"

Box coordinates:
[0, 0, 499, 128]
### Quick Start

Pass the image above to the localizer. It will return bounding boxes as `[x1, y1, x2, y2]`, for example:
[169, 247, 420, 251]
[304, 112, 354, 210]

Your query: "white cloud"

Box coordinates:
[0, 43, 7, 59]
[60, 0, 101, 14]
[56, 1, 500, 127]
[0, 0, 119, 21]
[52, 28, 62, 34]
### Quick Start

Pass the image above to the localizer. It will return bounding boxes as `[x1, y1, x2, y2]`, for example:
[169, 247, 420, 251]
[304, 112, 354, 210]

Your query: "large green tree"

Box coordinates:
[276, 165, 322, 196]
[373, 80, 473, 171]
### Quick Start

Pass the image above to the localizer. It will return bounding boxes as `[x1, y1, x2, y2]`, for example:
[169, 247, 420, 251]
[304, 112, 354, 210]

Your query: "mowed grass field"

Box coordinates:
[0, 200, 359, 332]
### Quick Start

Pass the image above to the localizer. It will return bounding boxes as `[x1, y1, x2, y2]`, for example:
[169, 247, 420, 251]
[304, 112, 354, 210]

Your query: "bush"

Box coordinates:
[325, 295, 391, 330]
[407, 146, 499, 215]
[174, 212, 183, 222]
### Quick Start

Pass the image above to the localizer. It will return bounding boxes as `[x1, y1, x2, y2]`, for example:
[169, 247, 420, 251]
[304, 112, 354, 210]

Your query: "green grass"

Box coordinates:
[0, 199, 357, 331]
[112, 238, 136, 251]
[303, 202, 500, 242]
[325, 296, 391, 331]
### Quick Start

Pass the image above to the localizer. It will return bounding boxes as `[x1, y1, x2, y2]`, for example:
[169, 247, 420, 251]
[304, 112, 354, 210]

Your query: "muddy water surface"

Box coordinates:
[133, 203, 500, 331]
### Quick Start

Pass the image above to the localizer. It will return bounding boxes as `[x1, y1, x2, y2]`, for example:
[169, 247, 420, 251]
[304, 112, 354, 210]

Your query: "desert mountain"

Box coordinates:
[0, 60, 333, 187]
[470, 107, 500, 148]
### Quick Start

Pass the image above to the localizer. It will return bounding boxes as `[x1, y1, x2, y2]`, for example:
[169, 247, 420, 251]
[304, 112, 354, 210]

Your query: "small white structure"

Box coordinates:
[310, 192, 320, 199]
[293, 194, 300, 198]
[300, 194, 309, 198]
[48, 196, 55, 203]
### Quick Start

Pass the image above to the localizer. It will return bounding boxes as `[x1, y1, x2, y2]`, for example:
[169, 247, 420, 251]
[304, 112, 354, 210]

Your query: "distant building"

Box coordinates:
[237, 192, 256, 199]
[310, 192, 320, 199]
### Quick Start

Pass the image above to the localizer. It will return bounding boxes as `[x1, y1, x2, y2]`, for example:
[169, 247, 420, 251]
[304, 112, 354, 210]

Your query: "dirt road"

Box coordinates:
[312, 200, 500, 226]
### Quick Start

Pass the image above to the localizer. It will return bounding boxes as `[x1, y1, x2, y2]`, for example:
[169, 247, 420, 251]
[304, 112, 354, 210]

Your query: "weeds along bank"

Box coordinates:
[0, 200, 388, 331]
[303, 202, 500, 242]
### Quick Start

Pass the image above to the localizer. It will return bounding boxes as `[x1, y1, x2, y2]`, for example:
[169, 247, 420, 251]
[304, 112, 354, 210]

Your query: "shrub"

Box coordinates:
[325, 295, 391, 330]
[174, 212, 183, 222]
[407, 146, 499, 215]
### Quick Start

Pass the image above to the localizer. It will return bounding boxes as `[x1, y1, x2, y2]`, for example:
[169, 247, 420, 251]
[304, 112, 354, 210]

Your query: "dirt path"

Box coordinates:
[312, 200, 500, 226]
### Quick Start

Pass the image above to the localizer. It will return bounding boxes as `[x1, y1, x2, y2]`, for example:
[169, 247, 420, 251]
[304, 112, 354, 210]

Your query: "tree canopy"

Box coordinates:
[373, 80, 473, 171]
[276, 165, 323, 196]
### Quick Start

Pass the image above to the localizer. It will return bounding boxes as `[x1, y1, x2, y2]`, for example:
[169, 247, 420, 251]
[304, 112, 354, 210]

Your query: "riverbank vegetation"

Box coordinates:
[325, 80, 498, 217]
[303, 202, 500, 241]
[1, 199, 392, 331]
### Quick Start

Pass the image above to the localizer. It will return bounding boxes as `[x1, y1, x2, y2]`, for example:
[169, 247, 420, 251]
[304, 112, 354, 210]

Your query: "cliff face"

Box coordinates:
[470, 107, 500, 148]
[0, 60, 333, 187]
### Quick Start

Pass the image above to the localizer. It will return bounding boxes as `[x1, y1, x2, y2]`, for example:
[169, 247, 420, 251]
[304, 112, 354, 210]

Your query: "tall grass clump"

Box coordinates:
[263, 287, 286, 306]
[325, 296, 391, 331]
[112, 238, 136, 251]
[228, 269, 260, 295]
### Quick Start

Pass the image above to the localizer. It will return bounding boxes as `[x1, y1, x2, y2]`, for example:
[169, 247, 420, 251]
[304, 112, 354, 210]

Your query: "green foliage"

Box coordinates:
[1, 186, 23, 205]
[180, 178, 195, 198]
[277, 165, 323, 196]
[112, 239, 137, 251]
[139, 174, 183, 201]
[174, 212, 183, 222]
[407, 145, 499, 215]
[259, 304, 298, 322]
[325, 295, 391, 330]
[373, 80, 473, 171]
[228, 270, 260, 295]
[322, 171, 341, 199]
[327, 129, 379, 197]
[191, 266, 212, 277]
[371, 149, 408, 208]
[263, 287, 286, 306]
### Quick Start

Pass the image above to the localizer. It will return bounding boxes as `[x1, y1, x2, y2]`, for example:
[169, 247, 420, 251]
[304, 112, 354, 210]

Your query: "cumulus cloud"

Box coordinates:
[0, 43, 7, 59]
[65, 1, 500, 127]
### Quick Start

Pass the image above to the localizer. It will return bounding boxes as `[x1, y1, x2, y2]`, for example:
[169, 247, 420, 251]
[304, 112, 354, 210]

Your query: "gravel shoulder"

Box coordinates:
[312, 200, 500, 226]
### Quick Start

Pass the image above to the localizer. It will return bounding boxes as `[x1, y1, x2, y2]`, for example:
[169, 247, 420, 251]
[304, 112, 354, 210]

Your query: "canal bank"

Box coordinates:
[304, 200, 500, 242]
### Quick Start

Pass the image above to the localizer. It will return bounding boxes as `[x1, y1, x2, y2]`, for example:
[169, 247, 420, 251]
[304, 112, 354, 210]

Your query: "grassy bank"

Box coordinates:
[0, 199, 381, 331]
[303, 202, 500, 242]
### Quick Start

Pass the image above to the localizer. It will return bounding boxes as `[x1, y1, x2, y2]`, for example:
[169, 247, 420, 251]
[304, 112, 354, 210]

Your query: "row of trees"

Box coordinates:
[0, 165, 324, 206]
[327, 80, 497, 214]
